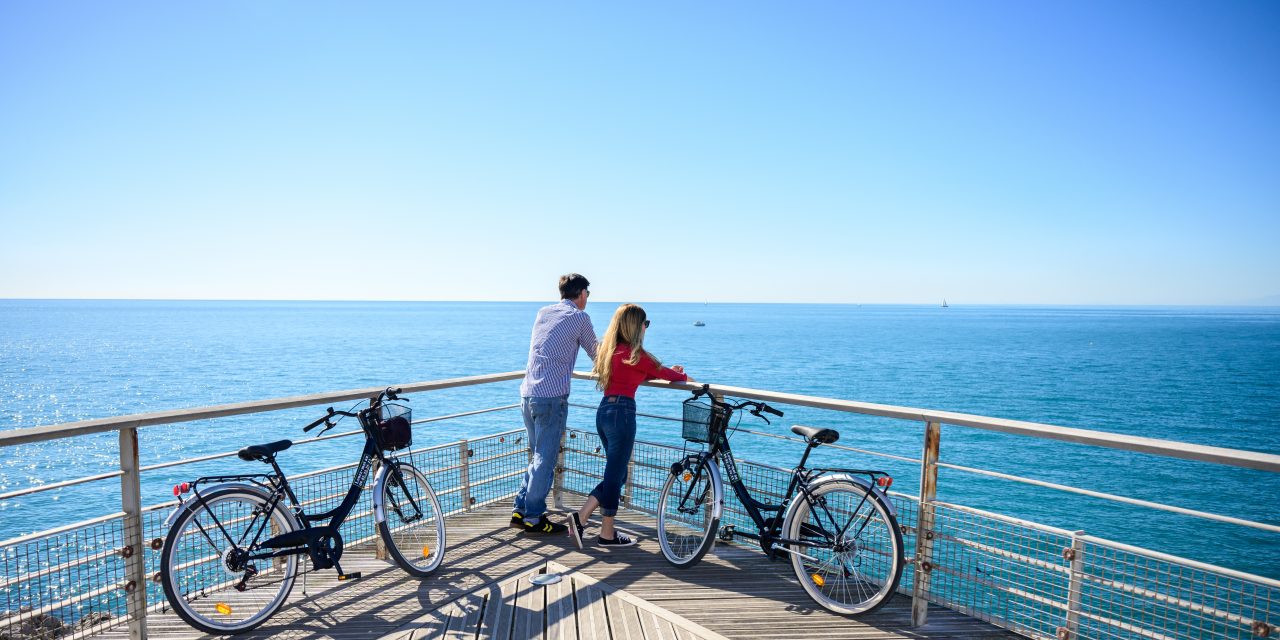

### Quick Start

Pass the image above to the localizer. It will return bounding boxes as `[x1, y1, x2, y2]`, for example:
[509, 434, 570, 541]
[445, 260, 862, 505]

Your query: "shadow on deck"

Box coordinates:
[97, 504, 1024, 640]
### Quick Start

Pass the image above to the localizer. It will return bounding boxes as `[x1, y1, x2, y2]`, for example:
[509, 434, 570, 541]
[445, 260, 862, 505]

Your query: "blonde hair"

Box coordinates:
[593, 304, 660, 391]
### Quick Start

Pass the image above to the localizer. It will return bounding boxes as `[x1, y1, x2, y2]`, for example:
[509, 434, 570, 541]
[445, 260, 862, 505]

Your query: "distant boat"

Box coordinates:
[942, 299, 949, 308]
[693, 320, 705, 327]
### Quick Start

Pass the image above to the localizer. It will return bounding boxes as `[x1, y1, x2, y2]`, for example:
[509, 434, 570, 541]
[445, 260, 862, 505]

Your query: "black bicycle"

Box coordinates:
[159, 388, 445, 635]
[656, 385, 905, 615]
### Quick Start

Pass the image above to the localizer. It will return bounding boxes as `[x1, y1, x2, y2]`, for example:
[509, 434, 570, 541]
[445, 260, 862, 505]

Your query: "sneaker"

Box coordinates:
[522, 518, 568, 536]
[509, 511, 525, 529]
[568, 513, 585, 550]
[597, 532, 638, 547]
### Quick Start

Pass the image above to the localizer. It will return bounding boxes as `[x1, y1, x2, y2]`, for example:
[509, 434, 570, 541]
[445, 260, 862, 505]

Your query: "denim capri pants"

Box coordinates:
[589, 395, 636, 516]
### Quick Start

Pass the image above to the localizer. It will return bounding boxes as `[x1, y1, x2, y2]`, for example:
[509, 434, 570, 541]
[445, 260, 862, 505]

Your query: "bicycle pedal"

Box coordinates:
[337, 572, 362, 581]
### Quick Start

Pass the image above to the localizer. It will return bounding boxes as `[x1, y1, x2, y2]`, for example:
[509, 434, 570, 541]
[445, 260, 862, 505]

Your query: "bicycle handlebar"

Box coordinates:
[302, 388, 407, 434]
[689, 384, 784, 419]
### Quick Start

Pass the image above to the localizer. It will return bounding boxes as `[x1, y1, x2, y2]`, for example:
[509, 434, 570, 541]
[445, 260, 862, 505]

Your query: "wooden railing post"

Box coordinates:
[118, 427, 148, 640]
[911, 420, 941, 627]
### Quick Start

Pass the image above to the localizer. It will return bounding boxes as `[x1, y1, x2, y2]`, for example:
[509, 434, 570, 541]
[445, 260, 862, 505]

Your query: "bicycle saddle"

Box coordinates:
[238, 439, 293, 462]
[791, 425, 839, 445]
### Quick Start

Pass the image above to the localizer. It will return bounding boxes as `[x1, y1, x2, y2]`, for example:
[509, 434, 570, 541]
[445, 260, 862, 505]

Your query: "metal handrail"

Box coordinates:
[577, 395, 1280, 535]
[2, 370, 1277, 640]
[572, 372, 1280, 473]
[0, 371, 526, 446]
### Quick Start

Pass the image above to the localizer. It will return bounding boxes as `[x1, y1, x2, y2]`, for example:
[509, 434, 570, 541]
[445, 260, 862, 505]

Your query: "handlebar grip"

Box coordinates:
[303, 415, 328, 432]
[763, 405, 784, 417]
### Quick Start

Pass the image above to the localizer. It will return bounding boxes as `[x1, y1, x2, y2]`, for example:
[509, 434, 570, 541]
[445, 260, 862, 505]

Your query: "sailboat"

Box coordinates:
[695, 300, 707, 326]
[942, 299, 949, 308]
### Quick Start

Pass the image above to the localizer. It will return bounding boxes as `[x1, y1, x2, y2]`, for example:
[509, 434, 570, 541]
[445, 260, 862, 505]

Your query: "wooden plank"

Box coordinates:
[573, 573, 611, 640]
[605, 596, 645, 640]
[452, 592, 486, 639]
[546, 565, 578, 640]
[513, 572, 544, 640]
[483, 570, 522, 640]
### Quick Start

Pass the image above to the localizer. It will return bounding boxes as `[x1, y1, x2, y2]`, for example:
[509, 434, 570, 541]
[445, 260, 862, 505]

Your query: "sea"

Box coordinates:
[1, 300, 1278, 579]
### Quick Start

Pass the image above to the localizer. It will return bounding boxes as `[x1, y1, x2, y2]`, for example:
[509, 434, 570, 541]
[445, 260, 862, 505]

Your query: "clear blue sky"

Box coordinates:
[1, 1, 1277, 304]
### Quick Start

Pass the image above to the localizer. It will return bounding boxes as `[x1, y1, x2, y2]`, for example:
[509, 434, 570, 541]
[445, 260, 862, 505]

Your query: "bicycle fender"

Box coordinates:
[371, 462, 403, 524]
[781, 474, 897, 531]
[164, 483, 301, 530]
[689, 456, 724, 522]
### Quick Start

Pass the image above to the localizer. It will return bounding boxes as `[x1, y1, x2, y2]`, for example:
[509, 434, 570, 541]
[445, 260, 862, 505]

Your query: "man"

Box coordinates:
[512, 273, 598, 536]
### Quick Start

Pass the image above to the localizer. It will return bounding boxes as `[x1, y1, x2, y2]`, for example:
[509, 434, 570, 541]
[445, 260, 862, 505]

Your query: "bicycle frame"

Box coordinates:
[172, 412, 419, 573]
[680, 401, 892, 559]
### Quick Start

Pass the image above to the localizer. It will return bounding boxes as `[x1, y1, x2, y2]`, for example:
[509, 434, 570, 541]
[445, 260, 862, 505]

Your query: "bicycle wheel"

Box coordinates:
[783, 479, 904, 615]
[160, 486, 300, 635]
[377, 461, 446, 577]
[656, 457, 722, 568]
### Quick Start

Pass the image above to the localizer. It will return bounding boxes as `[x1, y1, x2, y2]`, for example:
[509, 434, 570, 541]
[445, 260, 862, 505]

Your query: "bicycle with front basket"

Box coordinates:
[159, 388, 445, 635]
[657, 385, 905, 615]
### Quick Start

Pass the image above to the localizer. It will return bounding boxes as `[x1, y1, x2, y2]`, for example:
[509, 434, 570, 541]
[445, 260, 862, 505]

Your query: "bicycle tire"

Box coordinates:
[160, 485, 300, 635]
[377, 461, 446, 577]
[656, 457, 722, 569]
[783, 479, 904, 615]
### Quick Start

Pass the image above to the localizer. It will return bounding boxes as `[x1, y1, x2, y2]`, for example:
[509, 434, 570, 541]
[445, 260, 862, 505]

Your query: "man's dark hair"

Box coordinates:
[559, 273, 590, 300]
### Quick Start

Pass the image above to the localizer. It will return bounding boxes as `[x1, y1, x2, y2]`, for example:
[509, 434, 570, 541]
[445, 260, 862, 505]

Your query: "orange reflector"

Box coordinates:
[422, 545, 431, 558]
[682, 472, 692, 482]
[877, 476, 893, 489]
[811, 574, 825, 587]
[215, 603, 232, 615]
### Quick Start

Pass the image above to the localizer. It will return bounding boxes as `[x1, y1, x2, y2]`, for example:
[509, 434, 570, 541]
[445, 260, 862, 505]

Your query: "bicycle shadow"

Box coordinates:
[157, 504, 991, 640]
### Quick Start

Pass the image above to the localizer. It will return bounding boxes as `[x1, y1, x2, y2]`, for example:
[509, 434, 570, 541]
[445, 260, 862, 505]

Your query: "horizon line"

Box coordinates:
[2, 297, 1279, 308]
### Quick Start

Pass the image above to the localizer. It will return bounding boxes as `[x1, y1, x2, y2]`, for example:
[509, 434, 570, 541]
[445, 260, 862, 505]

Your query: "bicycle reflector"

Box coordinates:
[215, 603, 232, 615]
[422, 545, 431, 558]
[172, 482, 191, 497]
[877, 476, 894, 489]
[811, 574, 825, 587]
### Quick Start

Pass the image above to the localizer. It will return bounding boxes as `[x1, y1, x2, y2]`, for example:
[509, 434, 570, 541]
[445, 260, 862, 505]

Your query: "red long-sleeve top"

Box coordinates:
[603, 345, 688, 398]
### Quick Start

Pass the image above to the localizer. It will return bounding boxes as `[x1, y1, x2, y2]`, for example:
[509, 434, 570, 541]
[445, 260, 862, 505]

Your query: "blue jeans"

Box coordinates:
[589, 395, 636, 517]
[513, 395, 569, 521]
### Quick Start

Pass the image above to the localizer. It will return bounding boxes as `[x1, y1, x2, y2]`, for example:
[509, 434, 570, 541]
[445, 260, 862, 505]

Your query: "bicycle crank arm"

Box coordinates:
[770, 543, 821, 563]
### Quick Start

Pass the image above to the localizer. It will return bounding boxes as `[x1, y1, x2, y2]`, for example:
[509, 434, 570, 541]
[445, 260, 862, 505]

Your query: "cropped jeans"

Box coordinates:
[514, 395, 569, 521]
[589, 395, 637, 517]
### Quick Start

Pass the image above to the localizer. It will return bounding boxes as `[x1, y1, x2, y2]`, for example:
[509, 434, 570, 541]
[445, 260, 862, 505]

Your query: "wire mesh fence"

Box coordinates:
[2, 401, 1276, 640]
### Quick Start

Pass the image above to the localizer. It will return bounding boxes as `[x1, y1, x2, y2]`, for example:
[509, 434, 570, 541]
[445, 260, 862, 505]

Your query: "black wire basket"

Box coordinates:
[369, 403, 413, 451]
[682, 397, 728, 444]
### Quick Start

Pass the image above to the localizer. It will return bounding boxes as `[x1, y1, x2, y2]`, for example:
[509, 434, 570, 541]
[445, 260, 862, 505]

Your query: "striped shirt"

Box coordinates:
[520, 300, 599, 398]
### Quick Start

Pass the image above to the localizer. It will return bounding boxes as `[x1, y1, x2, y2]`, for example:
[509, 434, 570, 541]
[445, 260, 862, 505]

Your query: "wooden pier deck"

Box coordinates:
[102, 504, 1024, 640]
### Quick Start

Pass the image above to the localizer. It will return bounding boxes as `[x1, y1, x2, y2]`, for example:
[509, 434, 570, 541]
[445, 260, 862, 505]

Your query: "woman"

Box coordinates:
[571, 304, 690, 548]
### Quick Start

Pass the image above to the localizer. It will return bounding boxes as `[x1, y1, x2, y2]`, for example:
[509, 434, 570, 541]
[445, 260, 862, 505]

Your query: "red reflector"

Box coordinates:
[172, 485, 181, 496]
[181, 482, 190, 493]
[877, 476, 893, 489]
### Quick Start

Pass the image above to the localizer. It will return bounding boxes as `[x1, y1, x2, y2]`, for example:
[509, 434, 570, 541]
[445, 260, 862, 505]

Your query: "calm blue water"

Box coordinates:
[2, 300, 1278, 578]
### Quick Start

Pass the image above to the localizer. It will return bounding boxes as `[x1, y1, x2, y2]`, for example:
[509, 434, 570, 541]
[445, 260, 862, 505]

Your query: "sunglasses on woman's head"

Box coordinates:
[643, 320, 651, 328]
